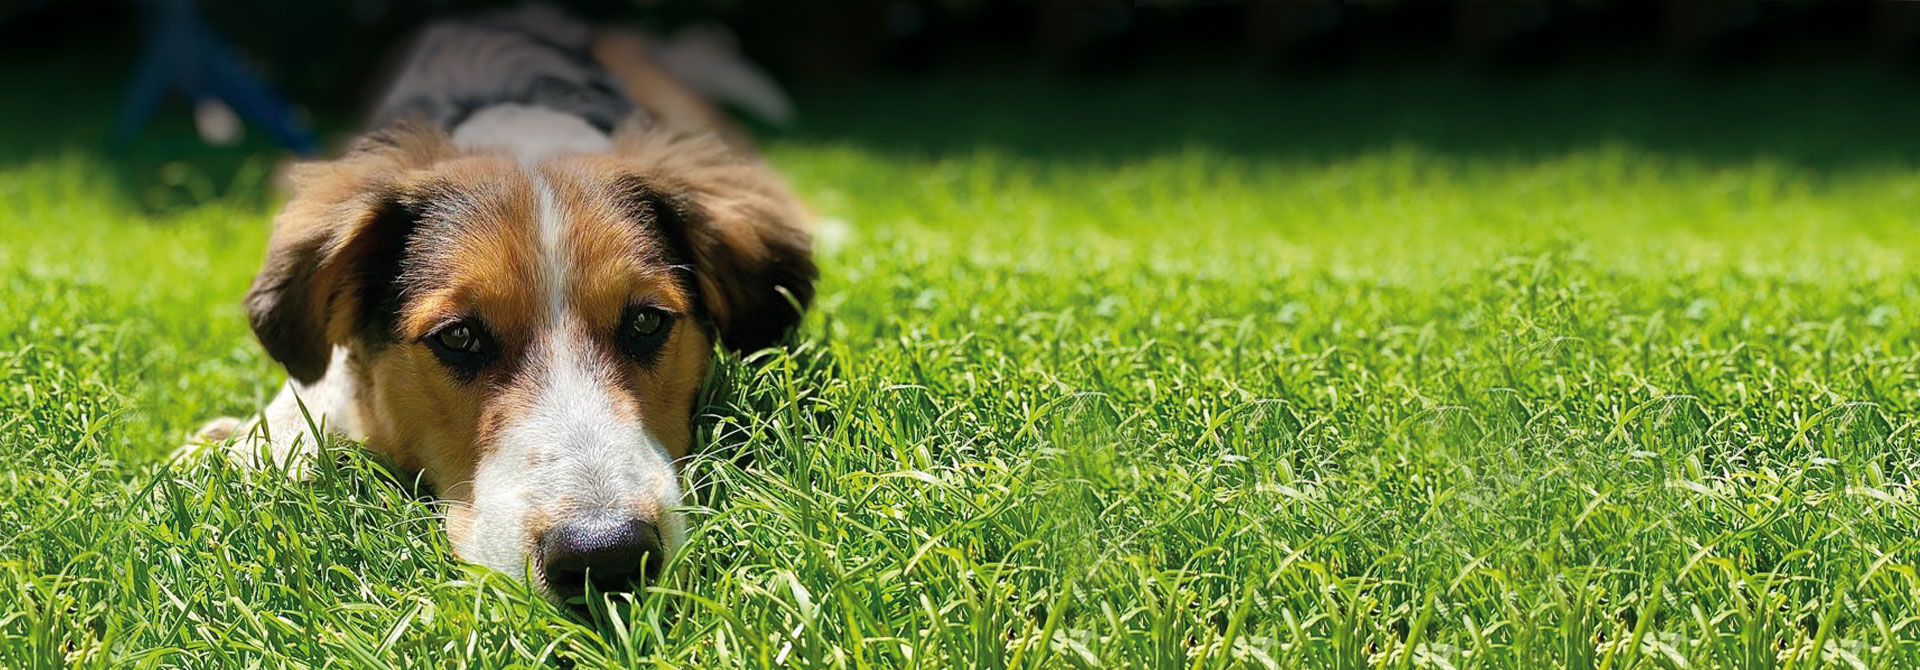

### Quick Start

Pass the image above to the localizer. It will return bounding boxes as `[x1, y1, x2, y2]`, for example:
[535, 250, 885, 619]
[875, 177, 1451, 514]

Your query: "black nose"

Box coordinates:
[539, 516, 664, 598]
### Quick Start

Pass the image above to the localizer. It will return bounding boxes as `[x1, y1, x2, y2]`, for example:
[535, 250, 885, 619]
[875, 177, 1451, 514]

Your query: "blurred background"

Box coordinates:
[10, 0, 1920, 87]
[5, 0, 1920, 214]
[6, 0, 1920, 125]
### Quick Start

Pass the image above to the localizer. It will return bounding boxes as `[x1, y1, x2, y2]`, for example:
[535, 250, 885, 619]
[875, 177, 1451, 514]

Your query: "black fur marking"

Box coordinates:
[605, 174, 816, 353]
[350, 188, 431, 348]
[245, 183, 431, 384]
[246, 234, 333, 384]
[607, 175, 703, 303]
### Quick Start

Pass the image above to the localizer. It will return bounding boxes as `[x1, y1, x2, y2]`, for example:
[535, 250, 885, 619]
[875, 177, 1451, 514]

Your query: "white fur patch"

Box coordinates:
[451, 104, 611, 163]
[534, 175, 570, 320]
[452, 180, 687, 581]
[457, 327, 687, 577]
[222, 347, 363, 476]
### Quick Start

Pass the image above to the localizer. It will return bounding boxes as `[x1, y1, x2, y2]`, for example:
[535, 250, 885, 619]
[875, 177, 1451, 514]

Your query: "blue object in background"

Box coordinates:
[112, 0, 318, 155]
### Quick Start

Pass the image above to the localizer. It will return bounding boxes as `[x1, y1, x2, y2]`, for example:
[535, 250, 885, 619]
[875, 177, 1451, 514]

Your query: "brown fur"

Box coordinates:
[244, 124, 455, 384]
[594, 127, 816, 352]
[242, 119, 813, 558]
[591, 29, 757, 154]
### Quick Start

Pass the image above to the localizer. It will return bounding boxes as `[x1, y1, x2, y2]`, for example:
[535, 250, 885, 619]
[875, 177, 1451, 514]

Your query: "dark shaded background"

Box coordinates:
[5, 0, 1920, 214]
[6, 0, 1920, 115]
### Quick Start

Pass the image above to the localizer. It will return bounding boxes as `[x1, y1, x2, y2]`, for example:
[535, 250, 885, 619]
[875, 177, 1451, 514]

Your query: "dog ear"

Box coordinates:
[245, 125, 449, 383]
[611, 129, 816, 353]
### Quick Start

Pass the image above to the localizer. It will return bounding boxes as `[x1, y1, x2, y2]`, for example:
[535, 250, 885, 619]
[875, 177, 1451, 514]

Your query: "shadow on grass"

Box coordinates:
[775, 69, 1920, 173]
[5, 57, 1920, 213]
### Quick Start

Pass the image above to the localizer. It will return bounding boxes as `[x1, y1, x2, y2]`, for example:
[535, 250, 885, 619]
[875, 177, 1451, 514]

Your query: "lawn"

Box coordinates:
[5, 63, 1920, 668]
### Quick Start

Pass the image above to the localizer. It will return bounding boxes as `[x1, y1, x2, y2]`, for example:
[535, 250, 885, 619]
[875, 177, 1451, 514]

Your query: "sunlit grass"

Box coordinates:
[5, 69, 1920, 667]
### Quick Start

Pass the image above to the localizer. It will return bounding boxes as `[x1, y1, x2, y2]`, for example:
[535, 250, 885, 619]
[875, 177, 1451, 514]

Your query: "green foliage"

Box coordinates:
[5, 70, 1920, 667]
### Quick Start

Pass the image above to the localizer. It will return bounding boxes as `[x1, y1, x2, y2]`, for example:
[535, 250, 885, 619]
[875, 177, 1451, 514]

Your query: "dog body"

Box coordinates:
[217, 8, 813, 601]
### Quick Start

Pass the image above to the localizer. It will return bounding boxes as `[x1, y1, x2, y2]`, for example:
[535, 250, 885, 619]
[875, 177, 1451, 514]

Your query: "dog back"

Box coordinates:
[371, 5, 638, 135]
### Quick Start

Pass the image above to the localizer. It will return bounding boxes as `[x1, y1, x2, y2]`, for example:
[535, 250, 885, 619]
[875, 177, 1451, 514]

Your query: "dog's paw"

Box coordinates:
[195, 416, 244, 442]
[169, 416, 245, 466]
[170, 416, 321, 480]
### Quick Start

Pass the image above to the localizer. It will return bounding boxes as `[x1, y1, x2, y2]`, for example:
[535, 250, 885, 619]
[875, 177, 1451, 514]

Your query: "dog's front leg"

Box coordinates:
[191, 347, 365, 474]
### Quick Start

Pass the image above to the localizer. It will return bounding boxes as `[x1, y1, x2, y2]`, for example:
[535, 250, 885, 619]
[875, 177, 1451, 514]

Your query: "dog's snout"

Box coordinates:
[539, 516, 664, 598]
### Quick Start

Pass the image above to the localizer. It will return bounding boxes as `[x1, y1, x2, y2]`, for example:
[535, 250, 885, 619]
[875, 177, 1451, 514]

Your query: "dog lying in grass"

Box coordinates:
[193, 6, 814, 603]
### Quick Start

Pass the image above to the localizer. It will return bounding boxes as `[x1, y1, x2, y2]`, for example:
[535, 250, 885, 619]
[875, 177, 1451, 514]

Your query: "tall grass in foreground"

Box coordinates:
[5, 70, 1920, 667]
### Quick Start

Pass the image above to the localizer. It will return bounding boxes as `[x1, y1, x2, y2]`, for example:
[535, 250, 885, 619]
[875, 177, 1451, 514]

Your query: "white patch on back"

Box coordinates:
[451, 104, 612, 164]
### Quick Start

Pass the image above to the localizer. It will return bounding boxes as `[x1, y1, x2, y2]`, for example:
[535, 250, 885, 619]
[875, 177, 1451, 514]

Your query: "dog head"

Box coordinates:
[243, 120, 813, 600]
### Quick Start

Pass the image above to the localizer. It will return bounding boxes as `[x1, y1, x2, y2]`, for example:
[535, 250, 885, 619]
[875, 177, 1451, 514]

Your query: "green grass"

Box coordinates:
[7, 64, 1920, 667]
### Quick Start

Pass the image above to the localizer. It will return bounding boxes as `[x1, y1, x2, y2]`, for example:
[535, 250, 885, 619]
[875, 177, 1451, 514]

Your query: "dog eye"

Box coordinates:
[435, 325, 479, 353]
[619, 306, 674, 361]
[628, 308, 669, 338]
[425, 319, 494, 373]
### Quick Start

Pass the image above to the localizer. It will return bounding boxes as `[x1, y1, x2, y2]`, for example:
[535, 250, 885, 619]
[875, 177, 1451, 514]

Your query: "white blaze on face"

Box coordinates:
[450, 156, 687, 581]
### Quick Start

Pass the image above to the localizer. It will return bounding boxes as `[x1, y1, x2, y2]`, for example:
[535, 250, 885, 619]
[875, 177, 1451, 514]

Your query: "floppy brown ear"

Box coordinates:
[611, 129, 816, 352]
[245, 125, 450, 383]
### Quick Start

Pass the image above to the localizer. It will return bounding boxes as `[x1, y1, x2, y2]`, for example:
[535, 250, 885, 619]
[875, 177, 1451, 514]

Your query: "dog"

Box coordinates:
[193, 6, 814, 602]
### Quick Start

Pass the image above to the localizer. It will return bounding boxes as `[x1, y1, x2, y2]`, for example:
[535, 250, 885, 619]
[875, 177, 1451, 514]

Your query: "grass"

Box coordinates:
[6, 63, 1920, 667]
